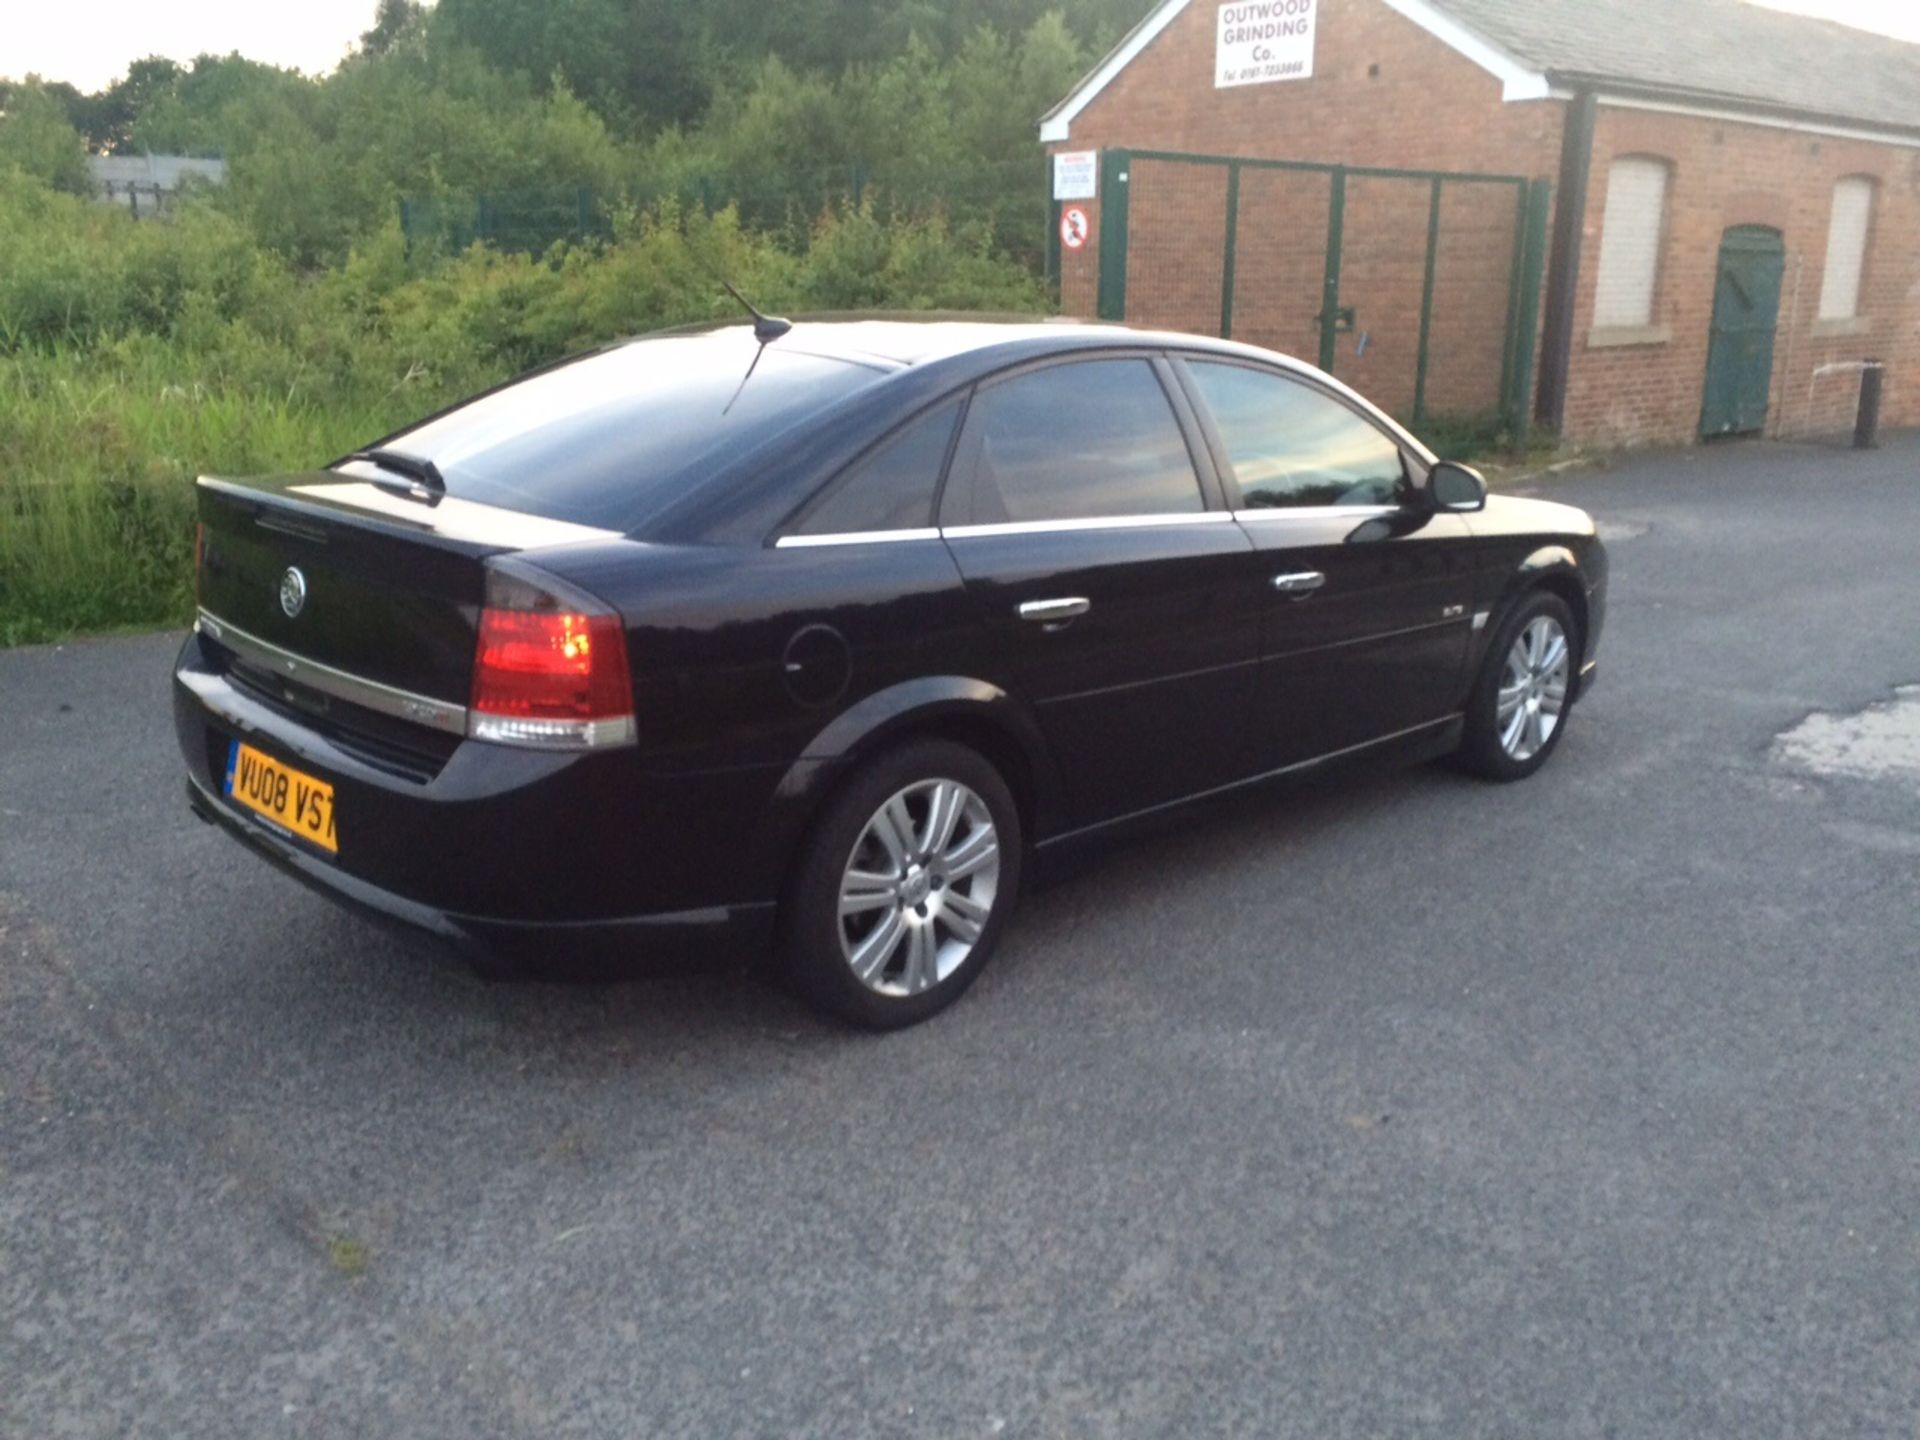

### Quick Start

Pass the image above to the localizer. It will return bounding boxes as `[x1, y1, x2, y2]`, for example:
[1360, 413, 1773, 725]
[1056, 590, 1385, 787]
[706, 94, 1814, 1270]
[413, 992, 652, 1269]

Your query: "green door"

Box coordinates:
[1700, 225, 1785, 438]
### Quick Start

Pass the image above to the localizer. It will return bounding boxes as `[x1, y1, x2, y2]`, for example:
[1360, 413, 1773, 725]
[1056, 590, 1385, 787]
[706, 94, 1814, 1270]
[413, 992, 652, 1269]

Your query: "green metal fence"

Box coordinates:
[1081, 148, 1551, 442]
[400, 187, 614, 257]
[400, 160, 1050, 268]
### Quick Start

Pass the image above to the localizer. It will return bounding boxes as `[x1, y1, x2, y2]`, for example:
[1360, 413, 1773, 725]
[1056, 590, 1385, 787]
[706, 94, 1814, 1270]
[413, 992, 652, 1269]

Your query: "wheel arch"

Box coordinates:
[1497, 545, 1591, 661]
[752, 677, 1064, 902]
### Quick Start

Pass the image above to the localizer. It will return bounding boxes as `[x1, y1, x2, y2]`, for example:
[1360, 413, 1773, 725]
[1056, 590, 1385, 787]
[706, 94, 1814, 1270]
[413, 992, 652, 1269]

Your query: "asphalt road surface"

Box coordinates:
[4, 436, 1918, 1439]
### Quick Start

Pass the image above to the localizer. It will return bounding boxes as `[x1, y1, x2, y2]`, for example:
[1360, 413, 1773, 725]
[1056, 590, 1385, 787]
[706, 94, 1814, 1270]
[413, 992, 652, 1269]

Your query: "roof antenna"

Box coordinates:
[719, 278, 792, 343]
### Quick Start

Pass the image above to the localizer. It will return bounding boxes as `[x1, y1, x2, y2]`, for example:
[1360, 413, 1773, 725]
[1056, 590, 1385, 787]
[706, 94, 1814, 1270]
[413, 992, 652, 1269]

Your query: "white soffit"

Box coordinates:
[1040, 0, 1194, 143]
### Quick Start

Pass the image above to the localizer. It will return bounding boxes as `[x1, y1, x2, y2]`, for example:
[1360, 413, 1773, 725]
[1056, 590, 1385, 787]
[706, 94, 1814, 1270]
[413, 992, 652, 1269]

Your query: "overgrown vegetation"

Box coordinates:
[6, 0, 1122, 268]
[1, 1, 1117, 643]
[0, 172, 1048, 643]
[1, 1, 1544, 646]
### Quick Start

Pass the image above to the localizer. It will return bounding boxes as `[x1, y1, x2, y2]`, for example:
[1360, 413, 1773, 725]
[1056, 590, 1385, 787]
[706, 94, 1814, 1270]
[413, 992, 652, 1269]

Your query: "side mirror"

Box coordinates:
[1427, 460, 1488, 513]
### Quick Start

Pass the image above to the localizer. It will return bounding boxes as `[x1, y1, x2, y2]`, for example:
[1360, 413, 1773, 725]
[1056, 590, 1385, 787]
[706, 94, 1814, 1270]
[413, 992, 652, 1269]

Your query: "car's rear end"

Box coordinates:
[177, 470, 662, 945]
[175, 326, 895, 963]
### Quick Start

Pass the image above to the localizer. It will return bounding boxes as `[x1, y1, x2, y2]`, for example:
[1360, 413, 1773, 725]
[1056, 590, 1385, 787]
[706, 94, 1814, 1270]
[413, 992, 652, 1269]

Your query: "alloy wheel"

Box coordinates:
[837, 778, 1001, 997]
[1497, 615, 1571, 762]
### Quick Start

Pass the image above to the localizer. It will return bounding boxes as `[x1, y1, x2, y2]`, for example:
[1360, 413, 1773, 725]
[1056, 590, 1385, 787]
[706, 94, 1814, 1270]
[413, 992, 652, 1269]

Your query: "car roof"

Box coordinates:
[756, 315, 1432, 459]
[771, 315, 1124, 366]
[674, 314, 1313, 371]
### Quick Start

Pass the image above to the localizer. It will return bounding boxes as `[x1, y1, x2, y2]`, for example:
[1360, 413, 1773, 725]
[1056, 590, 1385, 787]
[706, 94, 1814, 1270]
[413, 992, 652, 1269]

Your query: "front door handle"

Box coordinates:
[1271, 571, 1326, 597]
[1018, 596, 1091, 624]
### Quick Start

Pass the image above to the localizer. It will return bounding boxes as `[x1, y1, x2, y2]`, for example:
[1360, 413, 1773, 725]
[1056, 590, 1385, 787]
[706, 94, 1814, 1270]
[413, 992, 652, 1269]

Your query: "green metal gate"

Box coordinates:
[1089, 149, 1552, 443]
[1700, 225, 1785, 439]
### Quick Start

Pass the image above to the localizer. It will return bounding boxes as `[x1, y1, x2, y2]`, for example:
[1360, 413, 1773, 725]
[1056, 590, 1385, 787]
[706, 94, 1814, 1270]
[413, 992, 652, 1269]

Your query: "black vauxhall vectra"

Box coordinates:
[176, 316, 1606, 1027]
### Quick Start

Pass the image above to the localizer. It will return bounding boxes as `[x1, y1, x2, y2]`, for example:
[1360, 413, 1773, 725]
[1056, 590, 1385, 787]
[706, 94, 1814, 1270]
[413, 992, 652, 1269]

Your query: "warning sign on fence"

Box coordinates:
[1216, 0, 1317, 88]
[1053, 151, 1097, 201]
[1060, 206, 1091, 251]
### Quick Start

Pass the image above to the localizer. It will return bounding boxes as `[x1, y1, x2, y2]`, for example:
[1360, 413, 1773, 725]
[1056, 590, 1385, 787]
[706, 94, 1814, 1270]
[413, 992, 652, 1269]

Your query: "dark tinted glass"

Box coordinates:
[368, 330, 886, 530]
[1187, 362, 1408, 509]
[953, 360, 1202, 525]
[795, 399, 961, 535]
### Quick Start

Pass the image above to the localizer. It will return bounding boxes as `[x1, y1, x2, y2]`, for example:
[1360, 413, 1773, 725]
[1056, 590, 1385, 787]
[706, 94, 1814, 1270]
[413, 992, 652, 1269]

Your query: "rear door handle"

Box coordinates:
[1018, 597, 1091, 623]
[1271, 571, 1326, 597]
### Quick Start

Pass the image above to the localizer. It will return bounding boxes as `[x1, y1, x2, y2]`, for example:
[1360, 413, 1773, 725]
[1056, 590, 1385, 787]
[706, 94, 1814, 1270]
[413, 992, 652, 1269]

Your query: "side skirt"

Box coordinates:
[1030, 714, 1465, 872]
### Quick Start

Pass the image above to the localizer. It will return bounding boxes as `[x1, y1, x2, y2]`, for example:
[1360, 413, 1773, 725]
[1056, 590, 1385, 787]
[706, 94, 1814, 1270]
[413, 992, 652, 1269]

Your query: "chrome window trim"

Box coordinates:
[1230, 504, 1402, 522]
[196, 608, 469, 737]
[941, 512, 1234, 540]
[773, 512, 1242, 546]
[774, 527, 942, 549]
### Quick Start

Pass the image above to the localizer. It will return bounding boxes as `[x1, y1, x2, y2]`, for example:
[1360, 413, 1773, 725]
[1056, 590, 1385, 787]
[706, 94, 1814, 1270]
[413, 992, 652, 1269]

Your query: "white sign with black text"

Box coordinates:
[1053, 150, 1098, 201]
[1215, 0, 1317, 88]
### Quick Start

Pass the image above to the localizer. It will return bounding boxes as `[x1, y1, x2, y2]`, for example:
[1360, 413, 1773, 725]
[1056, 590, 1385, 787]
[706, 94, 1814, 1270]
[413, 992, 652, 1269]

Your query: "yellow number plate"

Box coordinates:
[225, 740, 338, 854]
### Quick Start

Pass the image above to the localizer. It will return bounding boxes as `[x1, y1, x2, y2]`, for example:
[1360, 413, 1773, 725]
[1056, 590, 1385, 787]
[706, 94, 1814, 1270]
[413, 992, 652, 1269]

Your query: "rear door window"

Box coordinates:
[943, 359, 1205, 526]
[792, 399, 962, 536]
[1185, 361, 1410, 510]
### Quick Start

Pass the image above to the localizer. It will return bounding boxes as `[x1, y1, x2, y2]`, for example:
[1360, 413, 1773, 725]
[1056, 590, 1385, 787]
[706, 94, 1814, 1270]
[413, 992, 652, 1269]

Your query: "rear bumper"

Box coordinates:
[184, 773, 772, 965]
[174, 631, 781, 969]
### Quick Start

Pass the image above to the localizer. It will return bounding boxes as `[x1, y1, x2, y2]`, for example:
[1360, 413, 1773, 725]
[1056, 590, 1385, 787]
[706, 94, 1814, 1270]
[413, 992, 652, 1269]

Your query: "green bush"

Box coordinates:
[0, 83, 92, 196]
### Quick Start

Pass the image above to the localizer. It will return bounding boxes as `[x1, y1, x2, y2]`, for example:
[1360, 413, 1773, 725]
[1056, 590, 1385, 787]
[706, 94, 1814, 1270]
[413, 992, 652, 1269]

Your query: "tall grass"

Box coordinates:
[0, 344, 427, 644]
[0, 171, 1049, 645]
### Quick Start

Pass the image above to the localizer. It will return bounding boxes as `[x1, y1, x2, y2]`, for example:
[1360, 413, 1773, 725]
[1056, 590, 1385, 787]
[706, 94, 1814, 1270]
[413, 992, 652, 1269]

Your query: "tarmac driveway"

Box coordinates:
[3, 435, 1917, 1438]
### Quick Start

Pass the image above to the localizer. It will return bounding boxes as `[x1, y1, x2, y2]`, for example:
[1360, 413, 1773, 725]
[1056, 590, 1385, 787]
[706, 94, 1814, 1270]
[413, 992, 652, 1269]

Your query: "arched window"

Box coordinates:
[1592, 156, 1672, 330]
[1818, 176, 1876, 321]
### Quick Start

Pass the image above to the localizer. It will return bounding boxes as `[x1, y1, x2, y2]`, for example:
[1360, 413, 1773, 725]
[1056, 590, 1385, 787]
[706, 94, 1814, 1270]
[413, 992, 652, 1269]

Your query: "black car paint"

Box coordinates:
[175, 320, 1606, 962]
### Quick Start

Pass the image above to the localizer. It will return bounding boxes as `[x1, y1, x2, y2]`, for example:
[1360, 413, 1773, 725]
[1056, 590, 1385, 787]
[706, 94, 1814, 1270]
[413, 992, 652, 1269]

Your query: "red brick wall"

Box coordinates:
[1049, 0, 1564, 421]
[1051, 0, 1562, 183]
[1122, 157, 1232, 334]
[1047, 0, 1920, 446]
[1223, 165, 1335, 361]
[1424, 179, 1526, 416]
[1563, 106, 1920, 445]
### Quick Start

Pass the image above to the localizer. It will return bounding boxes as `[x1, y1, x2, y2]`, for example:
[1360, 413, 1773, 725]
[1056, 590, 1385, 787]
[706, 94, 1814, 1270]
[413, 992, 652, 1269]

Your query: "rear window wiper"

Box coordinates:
[341, 447, 447, 501]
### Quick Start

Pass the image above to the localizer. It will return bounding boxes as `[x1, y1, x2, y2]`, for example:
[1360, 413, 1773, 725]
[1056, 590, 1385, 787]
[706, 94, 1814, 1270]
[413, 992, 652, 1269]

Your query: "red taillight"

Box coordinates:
[469, 572, 634, 750]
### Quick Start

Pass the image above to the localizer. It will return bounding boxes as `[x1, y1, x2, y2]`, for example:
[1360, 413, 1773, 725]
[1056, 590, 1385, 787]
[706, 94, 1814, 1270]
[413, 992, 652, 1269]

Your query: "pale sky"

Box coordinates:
[6, 0, 1920, 91]
[9, 1, 386, 90]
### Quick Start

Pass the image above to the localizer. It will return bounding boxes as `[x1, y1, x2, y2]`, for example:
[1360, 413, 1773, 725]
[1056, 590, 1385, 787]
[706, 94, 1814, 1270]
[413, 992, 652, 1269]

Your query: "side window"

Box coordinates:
[794, 398, 961, 535]
[1185, 361, 1408, 509]
[947, 359, 1203, 525]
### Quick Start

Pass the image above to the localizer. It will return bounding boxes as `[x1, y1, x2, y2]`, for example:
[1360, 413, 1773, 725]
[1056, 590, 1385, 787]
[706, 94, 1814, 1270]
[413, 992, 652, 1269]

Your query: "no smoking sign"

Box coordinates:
[1059, 206, 1091, 251]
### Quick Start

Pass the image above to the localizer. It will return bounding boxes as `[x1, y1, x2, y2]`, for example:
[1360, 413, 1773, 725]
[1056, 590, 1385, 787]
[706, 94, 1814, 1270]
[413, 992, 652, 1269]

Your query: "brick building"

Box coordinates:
[1040, 0, 1920, 446]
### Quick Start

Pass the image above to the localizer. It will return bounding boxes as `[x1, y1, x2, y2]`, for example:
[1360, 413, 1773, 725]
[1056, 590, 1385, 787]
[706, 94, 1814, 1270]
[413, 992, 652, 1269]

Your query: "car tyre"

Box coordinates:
[781, 739, 1022, 1029]
[1458, 590, 1579, 781]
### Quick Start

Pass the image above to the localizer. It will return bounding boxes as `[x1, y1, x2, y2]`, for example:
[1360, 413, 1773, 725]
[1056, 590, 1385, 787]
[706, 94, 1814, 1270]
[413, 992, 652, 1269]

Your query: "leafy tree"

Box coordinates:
[2, 1, 1134, 268]
[360, 0, 430, 58]
[425, 0, 1142, 134]
[430, 0, 708, 130]
[0, 82, 91, 194]
[131, 55, 314, 156]
[75, 57, 186, 151]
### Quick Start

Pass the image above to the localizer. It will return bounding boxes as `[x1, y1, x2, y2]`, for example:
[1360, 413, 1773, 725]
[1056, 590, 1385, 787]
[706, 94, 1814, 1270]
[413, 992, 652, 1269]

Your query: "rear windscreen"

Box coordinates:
[364, 329, 888, 531]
